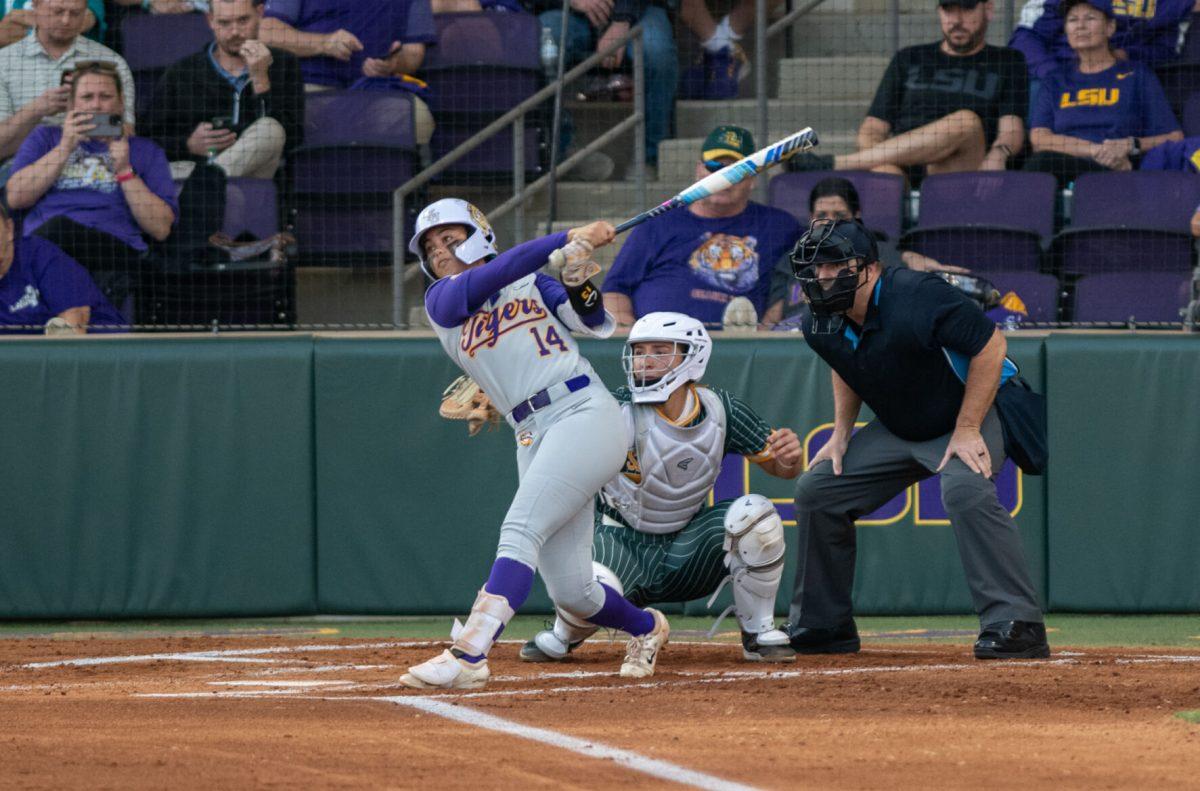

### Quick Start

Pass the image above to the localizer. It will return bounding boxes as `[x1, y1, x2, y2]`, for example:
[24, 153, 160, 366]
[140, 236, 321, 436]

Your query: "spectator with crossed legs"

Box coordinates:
[1023, 0, 1181, 188]
[5, 62, 176, 306]
[788, 0, 1028, 178]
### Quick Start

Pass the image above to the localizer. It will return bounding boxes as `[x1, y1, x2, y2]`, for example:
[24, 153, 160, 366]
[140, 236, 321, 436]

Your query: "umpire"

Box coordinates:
[785, 219, 1048, 660]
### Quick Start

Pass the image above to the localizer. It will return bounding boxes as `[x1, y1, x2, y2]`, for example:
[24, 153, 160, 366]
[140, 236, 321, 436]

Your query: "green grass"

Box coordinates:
[0, 614, 1197, 647]
[1175, 711, 1200, 724]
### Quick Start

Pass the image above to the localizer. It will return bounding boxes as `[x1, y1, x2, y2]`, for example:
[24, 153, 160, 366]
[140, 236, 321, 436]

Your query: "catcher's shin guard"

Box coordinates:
[708, 495, 789, 645]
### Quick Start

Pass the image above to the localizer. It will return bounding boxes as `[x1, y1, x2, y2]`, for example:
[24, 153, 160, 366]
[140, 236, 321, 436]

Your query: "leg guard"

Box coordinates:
[450, 589, 516, 659]
[724, 494, 787, 641]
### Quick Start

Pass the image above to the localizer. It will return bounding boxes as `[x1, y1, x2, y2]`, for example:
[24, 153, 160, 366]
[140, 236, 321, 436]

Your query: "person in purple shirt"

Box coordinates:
[5, 63, 177, 306]
[259, 0, 437, 144]
[0, 201, 126, 334]
[1024, 0, 1182, 187]
[602, 126, 802, 329]
[1011, 0, 1196, 82]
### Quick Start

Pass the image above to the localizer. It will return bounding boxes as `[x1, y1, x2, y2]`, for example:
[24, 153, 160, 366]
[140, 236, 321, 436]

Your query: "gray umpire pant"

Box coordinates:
[788, 408, 1043, 629]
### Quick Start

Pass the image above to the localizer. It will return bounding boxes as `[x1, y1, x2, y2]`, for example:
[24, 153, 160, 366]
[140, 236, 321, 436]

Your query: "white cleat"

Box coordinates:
[620, 608, 670, 679]
[400, 649, 490, 690]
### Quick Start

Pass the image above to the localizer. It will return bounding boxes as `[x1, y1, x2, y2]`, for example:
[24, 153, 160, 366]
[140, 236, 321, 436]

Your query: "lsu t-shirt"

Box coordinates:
[602, 202, 801, 327]
[1031, 60, 1179, 142]
[0, 235, 126, 333]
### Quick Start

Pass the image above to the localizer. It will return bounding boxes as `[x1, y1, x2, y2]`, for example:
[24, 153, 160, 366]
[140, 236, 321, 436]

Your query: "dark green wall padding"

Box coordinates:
[0, 333, 1193, 618]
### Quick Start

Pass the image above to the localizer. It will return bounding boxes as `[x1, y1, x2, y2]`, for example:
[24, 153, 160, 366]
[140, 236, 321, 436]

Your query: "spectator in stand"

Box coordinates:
[258, 0, 436, 146]
[678, 0, 753, 100]
[0, 0, 134, 161]
[144, 0, 303, 182]
[532, 0, 676, 180]
[111, 0, 211, 13]
[762, 176, 969, 327]
[0, 0, 104, 48]
[788, 0, 1028, 178]
[602, 126, 801, 328]
[5, 62, 177, 304]
[1024, 0, 1181, 188]
[0, 199, 126, 332]
[1010, 0, 1196, 95]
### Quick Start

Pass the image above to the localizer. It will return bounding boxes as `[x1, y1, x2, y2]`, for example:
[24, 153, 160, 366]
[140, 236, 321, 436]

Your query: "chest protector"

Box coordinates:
[602, 387, 727, 535]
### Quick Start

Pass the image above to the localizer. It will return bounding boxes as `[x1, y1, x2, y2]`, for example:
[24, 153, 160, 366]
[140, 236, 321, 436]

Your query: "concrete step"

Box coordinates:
[776, 57, 890, 102]
[777, 12, 1012, 57]
[675, 98, 869, 142]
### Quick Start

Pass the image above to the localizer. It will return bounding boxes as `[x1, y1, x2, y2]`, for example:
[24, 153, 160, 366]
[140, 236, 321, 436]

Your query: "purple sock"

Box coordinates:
[456, 557, 534, 663]
[587, 582, 655, 636]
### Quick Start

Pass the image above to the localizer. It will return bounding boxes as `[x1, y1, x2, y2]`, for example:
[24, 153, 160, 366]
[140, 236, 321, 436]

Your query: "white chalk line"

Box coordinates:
[386, 695, 760, 791]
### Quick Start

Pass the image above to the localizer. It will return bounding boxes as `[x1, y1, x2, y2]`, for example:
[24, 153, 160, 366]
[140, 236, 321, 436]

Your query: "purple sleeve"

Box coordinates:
[424, 231, 569, 327]
[132, 138, 180, 220]
[1139, 67, 1181, 137]
[600, 224, 652, 296]
[263, 0, 302, 23]
[31, 240, 106, 315]
[402, 0, 437, 44]
[10, 126, 57, 173]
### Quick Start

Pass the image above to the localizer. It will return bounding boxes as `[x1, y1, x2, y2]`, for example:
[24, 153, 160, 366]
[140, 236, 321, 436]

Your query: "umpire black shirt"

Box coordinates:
[802, 266, 996, 443]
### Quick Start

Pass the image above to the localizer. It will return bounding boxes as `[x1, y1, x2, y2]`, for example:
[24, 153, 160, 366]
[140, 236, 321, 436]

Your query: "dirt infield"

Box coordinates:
[1, 636, 1198, 789]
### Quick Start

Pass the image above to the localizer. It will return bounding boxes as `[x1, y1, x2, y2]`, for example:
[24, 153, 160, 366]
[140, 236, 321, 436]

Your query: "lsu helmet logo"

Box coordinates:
[468, 203, 492, 236]
[689, 233, 760, 292]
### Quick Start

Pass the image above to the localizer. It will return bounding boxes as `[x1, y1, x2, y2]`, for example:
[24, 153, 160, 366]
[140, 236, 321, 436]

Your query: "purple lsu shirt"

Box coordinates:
[0, 235, 127, 333]
[11, 127, 178, 251]
[602, 202, 802, 327]
[264, 0, 437, 88]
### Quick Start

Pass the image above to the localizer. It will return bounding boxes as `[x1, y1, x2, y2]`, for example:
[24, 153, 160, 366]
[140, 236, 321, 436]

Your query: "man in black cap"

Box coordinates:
[783, 219, 1049, 660]
[789, 0, 1028, 176]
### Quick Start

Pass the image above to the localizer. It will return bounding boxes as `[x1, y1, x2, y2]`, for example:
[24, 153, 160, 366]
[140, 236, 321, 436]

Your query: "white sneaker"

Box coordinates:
[619, 608, 669, 679]
[400, 649, 490, 690]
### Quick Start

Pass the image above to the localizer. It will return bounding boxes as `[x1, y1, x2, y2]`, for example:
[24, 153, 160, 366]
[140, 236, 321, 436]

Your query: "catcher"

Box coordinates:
[519, 311, 804, 664]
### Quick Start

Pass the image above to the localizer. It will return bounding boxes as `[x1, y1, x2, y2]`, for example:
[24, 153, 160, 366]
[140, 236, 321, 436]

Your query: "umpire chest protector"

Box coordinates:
[602, 387, 727, 535]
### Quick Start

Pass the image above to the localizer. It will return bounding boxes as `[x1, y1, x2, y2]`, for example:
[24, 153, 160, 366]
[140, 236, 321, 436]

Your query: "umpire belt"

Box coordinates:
[509, 375, 590, 423]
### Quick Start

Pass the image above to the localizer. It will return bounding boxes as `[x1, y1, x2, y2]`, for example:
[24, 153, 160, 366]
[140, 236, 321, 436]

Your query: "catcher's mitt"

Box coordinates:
[440, 375, 502, 436]
[547, 239, 601, 287]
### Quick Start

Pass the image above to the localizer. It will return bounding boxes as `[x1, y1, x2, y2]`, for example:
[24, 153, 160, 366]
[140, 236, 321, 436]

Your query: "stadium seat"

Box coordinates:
[423, 12, 543, 184]
[900, 172, 1056, 272]
[291, 91, 419, 265]
[989, 270, 1061, 322]
[120, 13, 213, 117]
[768, 171, 905, 242]
[1072, 272, 1191, 324]
[223, 178, 280, 241]
[1053, 171, 1200, 276]
[1153, 61, 1200, 120]
[1182, 93, 1200, 137]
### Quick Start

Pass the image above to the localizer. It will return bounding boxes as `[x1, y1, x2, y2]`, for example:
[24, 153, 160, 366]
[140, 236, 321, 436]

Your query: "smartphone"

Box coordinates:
[210, 116, 233, 132]
[82, 112, 124, 139]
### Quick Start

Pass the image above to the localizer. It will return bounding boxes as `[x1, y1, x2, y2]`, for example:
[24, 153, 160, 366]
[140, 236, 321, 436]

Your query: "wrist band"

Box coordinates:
[115, 169, 137, 184]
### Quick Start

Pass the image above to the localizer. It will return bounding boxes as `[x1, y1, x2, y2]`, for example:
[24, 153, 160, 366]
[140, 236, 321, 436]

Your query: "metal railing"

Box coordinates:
[389, 25, 646, 328]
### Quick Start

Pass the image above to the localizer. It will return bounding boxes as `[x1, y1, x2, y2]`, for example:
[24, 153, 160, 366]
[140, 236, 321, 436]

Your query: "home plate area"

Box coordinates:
[1, 637, 1199, 789]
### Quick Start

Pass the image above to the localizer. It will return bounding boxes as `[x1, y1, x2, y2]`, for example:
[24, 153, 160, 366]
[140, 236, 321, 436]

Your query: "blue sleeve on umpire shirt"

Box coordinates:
[425, 231, 569, 327]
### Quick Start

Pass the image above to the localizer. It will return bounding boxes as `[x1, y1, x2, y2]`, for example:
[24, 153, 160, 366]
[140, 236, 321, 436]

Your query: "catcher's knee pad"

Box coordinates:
[552, 561, 622, 625]
[451, 589, 515, 658]
[723, 494, 786, 635]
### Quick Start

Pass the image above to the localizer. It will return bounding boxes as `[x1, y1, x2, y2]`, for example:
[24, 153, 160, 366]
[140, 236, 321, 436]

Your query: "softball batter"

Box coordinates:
[400, 199, 669, 690]
[521, 312, 803, 664]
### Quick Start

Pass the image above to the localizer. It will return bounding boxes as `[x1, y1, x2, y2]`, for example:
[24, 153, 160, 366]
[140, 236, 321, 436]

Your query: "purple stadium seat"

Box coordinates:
[223, 178, 279, 241]
[1072, 272, 1191, 324]
[1183, 93, 1200, 137]
[120, 13, 213, 116]
[768, 171, 904, 242]
[1054, 171, 1200, 275]
[900, 172, 1056, 272]
[424, 12, 542, 183]
[989, 270, 1061, 322]
[292, 92, 418, 259]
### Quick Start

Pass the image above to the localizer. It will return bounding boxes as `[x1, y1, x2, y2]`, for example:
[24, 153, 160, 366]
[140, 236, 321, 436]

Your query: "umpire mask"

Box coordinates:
[790, 219, 877, 333]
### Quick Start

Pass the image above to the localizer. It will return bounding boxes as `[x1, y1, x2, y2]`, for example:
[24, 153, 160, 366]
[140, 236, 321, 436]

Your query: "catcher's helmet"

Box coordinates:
[622, 312, 712, 404]
[790, 219, 878, 332]
[409, 198, 499, 279]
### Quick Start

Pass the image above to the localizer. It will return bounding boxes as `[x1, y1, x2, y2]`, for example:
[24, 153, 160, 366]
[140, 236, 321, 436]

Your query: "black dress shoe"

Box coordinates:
[974, 620, 1050, 659]
[785, 620, 860, 654]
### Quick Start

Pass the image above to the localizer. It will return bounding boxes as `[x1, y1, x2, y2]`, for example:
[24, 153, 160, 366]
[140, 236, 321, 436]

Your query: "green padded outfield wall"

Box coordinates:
[313, 335, 1047, 617]
[0, 337, 316, 618]
[1046, 334, 1200, 611]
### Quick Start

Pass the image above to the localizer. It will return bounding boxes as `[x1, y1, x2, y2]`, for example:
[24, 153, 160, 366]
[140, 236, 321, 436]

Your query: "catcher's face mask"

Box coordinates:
[790, 220, 875, 334]
[627, 341, 685, 387]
